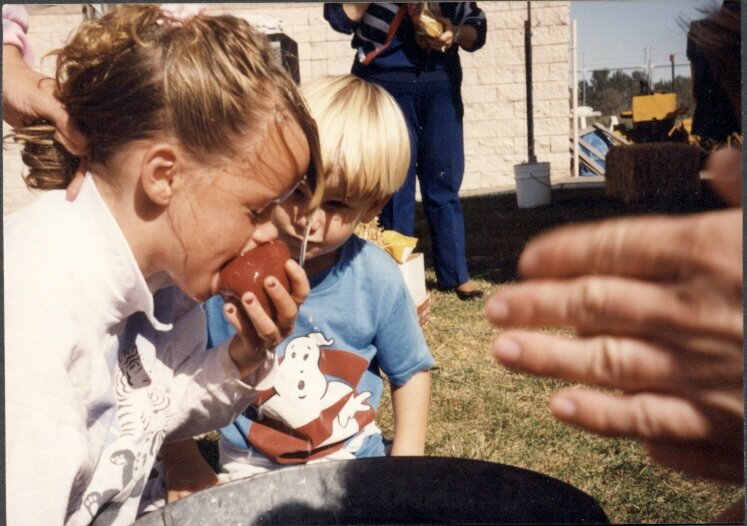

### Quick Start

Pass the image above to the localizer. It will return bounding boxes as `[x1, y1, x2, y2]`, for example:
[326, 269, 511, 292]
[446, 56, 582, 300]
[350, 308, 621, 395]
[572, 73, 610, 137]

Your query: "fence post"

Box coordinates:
[572, 19, 578, 177]
[524, 1, 536, 163]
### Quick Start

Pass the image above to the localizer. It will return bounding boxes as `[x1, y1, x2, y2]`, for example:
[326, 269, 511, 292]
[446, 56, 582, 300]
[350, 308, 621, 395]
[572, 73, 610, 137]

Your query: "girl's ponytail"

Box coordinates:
[12, 122, 79, 190]
[9, 4, 323, 204]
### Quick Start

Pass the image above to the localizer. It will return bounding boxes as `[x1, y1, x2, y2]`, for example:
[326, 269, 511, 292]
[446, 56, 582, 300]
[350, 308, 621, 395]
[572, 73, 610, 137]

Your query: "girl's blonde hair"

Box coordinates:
[299, 75, 410, 204]
[11, 4, 323, 207]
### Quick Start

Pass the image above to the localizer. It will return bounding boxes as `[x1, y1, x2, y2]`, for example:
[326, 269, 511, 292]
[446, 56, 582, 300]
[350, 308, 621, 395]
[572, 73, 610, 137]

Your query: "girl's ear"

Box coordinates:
[140, 143, 179, 206]
[361, 197, 390, 223]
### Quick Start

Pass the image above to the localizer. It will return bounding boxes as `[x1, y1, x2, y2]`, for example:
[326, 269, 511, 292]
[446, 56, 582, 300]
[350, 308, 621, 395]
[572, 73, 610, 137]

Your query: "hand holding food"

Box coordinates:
[218, 240, 293, 319]
[219, 241, 309, 376]
[412, 4, 443, 38]
[409, 3, 455, 52]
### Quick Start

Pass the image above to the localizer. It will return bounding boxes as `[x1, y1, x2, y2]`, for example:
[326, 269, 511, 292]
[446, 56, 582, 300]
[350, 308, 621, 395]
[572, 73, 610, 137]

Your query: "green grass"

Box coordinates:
[375, 280, 741, 523]
[377, 184, 739, 523]
[199, 184, 740, 523]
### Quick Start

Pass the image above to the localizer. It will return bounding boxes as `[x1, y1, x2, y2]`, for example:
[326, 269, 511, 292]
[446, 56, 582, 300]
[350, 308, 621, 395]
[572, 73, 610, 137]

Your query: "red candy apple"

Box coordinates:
[217, 240, 292, 319]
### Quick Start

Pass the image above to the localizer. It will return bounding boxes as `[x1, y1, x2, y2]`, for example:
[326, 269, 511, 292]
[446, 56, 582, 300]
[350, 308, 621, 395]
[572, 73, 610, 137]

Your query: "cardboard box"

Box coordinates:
[398, 253, 430, 326]
[416, 293, 431, 327]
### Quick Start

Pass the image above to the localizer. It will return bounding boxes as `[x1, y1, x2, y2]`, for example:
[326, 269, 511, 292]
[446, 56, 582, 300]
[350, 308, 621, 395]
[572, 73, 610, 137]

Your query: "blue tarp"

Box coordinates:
[579, 129, 614, 176]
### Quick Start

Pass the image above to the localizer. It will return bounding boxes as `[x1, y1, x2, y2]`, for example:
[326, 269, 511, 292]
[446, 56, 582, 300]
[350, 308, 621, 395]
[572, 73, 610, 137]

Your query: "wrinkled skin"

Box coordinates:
[487, 148, 743, 489]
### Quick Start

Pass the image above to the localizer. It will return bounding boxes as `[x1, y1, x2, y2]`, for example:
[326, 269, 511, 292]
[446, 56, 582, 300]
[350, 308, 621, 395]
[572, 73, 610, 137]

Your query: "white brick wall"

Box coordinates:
[3, 2, 570, 215]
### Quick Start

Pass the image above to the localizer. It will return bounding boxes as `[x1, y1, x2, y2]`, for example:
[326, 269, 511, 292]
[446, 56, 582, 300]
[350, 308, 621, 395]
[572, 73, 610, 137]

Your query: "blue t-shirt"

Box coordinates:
[204, 235, 433, 465]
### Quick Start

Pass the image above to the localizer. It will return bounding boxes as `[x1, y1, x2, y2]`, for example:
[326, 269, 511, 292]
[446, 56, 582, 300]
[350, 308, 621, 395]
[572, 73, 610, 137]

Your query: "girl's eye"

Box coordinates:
[291, 188, 307, 199]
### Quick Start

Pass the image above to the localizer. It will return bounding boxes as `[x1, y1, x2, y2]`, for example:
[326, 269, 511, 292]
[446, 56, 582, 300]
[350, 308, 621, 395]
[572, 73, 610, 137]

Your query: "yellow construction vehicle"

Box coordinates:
[617, 92, 690, 143]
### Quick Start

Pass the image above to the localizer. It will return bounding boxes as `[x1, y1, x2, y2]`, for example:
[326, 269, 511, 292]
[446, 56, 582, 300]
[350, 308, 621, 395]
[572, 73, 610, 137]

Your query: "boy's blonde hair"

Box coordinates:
[300, 75, 410, 204]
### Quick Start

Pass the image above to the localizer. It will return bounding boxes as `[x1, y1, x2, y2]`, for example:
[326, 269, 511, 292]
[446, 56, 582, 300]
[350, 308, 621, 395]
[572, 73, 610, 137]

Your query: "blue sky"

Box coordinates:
[569, 0, 720, 82]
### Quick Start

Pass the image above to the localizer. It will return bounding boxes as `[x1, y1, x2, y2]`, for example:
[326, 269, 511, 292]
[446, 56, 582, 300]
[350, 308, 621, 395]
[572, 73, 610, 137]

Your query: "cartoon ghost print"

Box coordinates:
[256, 332, 375, 455]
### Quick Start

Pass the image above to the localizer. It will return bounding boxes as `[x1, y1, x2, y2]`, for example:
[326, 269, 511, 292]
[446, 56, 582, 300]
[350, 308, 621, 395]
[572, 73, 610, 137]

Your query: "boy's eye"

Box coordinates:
[324, 200, 349, 210]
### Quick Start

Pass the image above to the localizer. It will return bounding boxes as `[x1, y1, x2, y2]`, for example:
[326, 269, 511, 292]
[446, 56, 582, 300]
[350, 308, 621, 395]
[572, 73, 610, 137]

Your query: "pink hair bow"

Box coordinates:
[159, 4, 207, 24]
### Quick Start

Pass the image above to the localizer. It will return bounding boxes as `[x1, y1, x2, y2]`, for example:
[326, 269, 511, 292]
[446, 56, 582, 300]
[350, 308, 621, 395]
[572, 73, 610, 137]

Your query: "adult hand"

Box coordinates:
[227, 258, 309, 379]
[3, 44, 87, 156]
[486, 205, 743, 484]
[417, 17, 455, 52]
[706, 145, 742, 207]
[65, 159, 88, 202]
[341, 3, 370, 23]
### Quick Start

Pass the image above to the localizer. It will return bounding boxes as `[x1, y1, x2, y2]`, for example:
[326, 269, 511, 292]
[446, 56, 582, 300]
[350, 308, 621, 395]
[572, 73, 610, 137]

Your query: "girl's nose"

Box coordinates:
[250, 217, 279, 246]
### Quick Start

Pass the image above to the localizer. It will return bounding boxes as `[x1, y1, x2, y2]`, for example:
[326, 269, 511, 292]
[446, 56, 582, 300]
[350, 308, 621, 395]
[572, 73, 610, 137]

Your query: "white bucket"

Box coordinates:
[514, 162, 551, 208]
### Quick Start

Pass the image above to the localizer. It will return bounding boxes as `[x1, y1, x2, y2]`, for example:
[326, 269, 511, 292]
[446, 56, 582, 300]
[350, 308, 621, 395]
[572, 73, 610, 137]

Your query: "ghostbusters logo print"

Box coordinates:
[248, 331, 376, 463]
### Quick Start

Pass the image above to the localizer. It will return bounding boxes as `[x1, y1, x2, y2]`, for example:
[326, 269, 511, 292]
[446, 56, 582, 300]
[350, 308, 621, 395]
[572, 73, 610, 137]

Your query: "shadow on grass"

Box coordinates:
[414, 183, 728, 286]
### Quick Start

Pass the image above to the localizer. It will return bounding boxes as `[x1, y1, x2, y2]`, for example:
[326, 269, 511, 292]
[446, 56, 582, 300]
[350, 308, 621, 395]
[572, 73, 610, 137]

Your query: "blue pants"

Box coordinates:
[371, 77, 469, 289]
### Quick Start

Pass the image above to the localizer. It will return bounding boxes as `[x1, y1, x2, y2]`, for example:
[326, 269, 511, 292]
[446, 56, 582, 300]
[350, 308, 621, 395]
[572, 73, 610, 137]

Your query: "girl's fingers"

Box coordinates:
[240, 292, 282, 347]
[284, 259, 309, 305]
[223, 294, 277, 349]
[262, 276, 298, 338]
[549, 389, 717, 443]
[486, 276, 741, 341]
[517, 210, 740, 281]
[223, 301, 253, 341]
[225, 264, 306, 351]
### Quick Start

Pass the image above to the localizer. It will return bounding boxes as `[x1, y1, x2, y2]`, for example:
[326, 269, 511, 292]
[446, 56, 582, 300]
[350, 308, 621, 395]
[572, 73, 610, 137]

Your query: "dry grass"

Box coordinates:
[377, 279, 741, 523]
[198, 184, 740, 523]
[373, 184, 741, 523]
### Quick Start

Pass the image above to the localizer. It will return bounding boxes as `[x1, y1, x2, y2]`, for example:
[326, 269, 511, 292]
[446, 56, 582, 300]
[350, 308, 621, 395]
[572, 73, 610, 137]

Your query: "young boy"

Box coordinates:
[158, 74, 433, 498]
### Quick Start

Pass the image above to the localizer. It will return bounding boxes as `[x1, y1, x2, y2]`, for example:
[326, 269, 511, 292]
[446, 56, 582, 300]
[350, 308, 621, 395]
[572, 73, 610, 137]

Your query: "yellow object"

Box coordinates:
[354, 218, 385, 247]
[631, 93, 677, 123]
[681, 118, 692, 134]
[382, 230, 418, 263]
[418, 7, 443, 38]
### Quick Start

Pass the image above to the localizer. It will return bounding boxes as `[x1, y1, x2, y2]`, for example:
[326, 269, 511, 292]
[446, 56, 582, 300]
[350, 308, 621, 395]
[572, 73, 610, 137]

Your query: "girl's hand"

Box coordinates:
[227, 259, 309, 379]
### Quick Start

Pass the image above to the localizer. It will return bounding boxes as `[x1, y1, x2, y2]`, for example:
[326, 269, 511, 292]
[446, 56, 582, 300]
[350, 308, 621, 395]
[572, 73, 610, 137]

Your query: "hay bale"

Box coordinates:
[605, 143, 702, 204]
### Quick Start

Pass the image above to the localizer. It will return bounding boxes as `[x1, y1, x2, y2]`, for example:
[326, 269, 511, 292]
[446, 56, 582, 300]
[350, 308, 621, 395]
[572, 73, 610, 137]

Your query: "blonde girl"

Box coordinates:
[5, 5, 323, 525]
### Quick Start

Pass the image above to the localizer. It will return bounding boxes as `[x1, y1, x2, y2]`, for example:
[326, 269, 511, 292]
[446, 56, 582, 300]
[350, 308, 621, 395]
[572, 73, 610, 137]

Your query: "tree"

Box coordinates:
[578, 69, 692, 119]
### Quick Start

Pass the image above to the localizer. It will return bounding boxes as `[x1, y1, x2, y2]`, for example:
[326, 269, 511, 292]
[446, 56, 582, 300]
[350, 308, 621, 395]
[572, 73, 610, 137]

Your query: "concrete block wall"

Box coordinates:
[3, 2, 570, 215]
[3, 4, 85, 213]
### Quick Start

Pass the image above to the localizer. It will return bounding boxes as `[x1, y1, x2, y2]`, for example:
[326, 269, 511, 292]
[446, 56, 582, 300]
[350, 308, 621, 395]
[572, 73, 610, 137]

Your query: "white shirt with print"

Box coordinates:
[4, 174, 275, 525]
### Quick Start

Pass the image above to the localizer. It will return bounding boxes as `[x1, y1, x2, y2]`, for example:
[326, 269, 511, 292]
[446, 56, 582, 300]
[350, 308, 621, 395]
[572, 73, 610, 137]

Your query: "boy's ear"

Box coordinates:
[361, 197, 390, 223]
[139, 143, 179, 206]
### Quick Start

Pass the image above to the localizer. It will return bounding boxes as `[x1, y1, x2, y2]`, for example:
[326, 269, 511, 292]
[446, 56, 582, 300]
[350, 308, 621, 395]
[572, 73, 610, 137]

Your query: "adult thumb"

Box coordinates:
[706, 147, 742, 207]
[65, 159, 87, 202]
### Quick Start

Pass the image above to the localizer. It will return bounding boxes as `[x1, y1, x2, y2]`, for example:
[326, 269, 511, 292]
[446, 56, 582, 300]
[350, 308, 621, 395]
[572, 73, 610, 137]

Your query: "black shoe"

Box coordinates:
[439, 286, 484, 301]
[455, 288, 484, 301]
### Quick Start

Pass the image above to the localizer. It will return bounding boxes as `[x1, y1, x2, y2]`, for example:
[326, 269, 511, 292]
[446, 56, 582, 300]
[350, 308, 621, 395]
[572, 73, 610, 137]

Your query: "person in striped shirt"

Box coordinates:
[324, 2, 488, 301]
